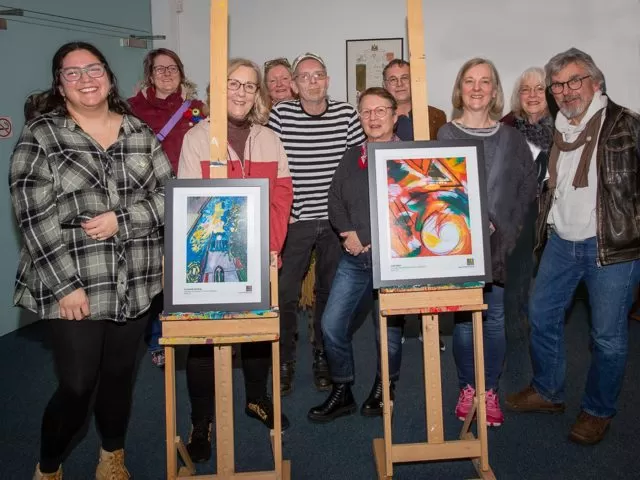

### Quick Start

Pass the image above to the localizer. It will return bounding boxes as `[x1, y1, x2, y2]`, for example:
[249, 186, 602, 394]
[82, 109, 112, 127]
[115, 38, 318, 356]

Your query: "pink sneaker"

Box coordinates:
[455, 384, 476, 421]
[485, 389, 504, 427]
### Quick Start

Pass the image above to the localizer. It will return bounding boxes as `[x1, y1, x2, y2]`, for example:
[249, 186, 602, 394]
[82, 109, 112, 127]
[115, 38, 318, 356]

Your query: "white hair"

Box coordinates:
[510, 67, 546, 119]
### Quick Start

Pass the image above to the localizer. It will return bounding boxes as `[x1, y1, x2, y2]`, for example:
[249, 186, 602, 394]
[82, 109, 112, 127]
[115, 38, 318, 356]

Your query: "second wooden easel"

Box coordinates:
[372, 285, 495, 479]
[372, 1, 495, 478]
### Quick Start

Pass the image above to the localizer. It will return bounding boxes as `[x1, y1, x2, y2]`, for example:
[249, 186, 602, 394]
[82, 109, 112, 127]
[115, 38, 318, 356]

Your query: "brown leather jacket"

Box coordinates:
[534, 99, 640, 265]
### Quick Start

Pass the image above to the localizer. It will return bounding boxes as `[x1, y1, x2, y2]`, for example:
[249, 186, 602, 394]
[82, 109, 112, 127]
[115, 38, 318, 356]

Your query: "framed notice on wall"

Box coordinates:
[346, 37, 403, 106]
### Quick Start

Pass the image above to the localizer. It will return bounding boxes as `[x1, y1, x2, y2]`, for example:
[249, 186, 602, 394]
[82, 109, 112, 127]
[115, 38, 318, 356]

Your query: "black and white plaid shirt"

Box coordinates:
[10, 113, 173, 322]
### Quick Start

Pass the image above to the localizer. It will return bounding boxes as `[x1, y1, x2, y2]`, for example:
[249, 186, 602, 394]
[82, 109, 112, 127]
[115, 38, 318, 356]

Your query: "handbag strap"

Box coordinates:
[156, 100, 192, 141]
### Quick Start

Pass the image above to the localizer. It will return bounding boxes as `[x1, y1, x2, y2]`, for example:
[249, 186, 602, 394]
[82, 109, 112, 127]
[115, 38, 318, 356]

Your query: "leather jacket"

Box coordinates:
[534, 99, 640, 265]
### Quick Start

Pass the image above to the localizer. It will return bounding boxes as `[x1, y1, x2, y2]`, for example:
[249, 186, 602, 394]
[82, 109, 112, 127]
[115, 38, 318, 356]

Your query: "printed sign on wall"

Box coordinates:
[0, 117, 13, 139]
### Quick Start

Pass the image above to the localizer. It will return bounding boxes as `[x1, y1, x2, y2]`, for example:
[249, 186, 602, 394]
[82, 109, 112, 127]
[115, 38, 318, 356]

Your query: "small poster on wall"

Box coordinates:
[0, 116, 13, 140]
[346, 38, 404, 106]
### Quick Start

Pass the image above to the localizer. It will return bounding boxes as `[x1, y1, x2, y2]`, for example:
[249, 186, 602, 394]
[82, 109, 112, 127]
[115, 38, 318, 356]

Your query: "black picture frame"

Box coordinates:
[367, 140, 492, 288]
[164, 178, 270, 313]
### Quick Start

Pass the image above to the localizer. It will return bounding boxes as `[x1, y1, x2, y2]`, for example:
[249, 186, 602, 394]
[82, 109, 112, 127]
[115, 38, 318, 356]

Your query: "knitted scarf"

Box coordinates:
[548, 108, 604, 189]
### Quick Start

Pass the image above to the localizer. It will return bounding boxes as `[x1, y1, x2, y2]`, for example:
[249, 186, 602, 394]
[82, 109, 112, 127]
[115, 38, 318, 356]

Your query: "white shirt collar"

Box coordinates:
[556, 90, 607, 134]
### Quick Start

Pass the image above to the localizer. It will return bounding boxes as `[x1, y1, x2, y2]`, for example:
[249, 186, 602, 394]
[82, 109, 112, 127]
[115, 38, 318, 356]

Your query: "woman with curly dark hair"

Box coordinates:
[10, 42, 172, 480]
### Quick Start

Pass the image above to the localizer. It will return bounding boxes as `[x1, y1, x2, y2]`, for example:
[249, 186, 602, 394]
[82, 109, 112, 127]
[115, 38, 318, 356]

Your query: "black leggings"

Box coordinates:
[39, 317, 147, 473]
[187, 341, 271, 422]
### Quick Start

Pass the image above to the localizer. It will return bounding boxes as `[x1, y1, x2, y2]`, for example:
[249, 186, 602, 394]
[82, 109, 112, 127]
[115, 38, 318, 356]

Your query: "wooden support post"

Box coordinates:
[379, 314, 393, 477]
[209, 0, 228, 178]
[472, 310, 490, 473]
[422, 314, 443, 444]
[214, 345, 235, 476]
[165, 345, 178, 479]
[406, 0, 430, 140]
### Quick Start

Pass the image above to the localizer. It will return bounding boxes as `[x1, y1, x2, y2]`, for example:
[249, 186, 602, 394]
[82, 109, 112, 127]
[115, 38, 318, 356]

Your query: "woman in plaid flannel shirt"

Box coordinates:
[10, 42, 173, 480]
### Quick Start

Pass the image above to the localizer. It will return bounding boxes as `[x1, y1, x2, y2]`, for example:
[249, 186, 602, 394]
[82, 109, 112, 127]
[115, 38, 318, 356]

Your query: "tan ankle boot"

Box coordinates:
[95, 448, 130, 480]
[33, 464, 63, 480]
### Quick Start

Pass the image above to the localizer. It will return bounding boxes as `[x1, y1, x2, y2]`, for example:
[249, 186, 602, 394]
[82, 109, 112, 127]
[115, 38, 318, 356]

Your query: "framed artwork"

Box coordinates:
[164, 178, 270, 313]
[346, 37, 403, 106]
[368, 140, 492, 288]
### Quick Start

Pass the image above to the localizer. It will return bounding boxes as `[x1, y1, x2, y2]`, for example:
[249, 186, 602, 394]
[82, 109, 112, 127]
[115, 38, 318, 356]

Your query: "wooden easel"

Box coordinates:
[372, 1, 495, 478]
[161, 254, 290, 479]
[372, 286, 494, 479]
[160, 1, 289, 478]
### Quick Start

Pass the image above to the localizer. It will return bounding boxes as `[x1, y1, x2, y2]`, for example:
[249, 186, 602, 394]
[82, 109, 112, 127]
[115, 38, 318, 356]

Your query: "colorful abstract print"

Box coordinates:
[387, 157, 471, 258]
[185, 196, 248, 283]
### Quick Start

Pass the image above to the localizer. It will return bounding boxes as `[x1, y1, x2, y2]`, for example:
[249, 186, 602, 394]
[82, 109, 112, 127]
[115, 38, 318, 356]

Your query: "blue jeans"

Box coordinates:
[453, 284, 505, 391]
[322, 252, 403, 384]
[529, 232, 640, 417]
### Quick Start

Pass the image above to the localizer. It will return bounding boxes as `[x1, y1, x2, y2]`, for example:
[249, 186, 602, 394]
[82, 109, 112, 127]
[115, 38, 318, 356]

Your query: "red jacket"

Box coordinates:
[128, 86, 205, 174]
[178, 120, 293, 254]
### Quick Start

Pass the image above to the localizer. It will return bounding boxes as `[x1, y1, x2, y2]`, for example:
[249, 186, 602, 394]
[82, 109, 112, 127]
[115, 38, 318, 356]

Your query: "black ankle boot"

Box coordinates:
[245, 395, 290, 431]
[307, 383, 357, 423]
[360, 377, 395, 417]
[186, 417, 213, 463]
[280, 361, 295, 397]
[312, 349, 332, 391]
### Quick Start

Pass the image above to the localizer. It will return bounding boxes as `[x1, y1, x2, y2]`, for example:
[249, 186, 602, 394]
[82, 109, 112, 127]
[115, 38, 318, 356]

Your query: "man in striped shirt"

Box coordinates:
[268, 52, 365, 395]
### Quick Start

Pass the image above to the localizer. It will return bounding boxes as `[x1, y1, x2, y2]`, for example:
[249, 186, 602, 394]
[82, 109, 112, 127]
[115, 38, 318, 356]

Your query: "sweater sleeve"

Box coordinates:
[269, 137, 293, 254]
[267, 107, 282, 137]
[328, 148, 357, 234]
[113, 134, 172, 241]
[512, 131, 538, 232]
[10, 125, 84, 300]
[347, 107, 366, 147]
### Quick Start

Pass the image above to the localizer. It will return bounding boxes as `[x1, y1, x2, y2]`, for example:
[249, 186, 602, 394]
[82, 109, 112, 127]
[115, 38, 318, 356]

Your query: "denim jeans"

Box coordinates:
[529, 232, 640, 417]
[278, 220, 342, 362]
[453, 284, 505, 391]
[322, 252, 403, 384]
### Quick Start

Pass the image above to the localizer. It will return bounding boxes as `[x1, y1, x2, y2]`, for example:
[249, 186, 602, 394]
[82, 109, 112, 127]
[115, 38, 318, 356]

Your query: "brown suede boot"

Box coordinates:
[569, 411, 612, 445]
[95, 448, 130, 480]
[33, 464, 62, 480]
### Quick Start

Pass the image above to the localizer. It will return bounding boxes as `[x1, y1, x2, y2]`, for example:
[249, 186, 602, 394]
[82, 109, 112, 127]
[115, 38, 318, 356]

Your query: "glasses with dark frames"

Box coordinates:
[59, 63, 106, 82]
[153, 65, 180, 76]
[549, 75, 591, 94]
[227, 78, 259, 94]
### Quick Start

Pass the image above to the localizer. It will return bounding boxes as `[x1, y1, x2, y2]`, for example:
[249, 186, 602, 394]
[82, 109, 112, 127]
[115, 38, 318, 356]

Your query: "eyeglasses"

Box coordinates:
[294, 71, 327, 83]
[59, 63, 106, 82]
[227, 78, 259, 94]
[359, 106, 393, 120]
[264, 57, 291, 70]
[549, 75, 591, 94]
[384, 74, 410, 87]
[153, 65, 180, 76]
[519, 85, 546, 96]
